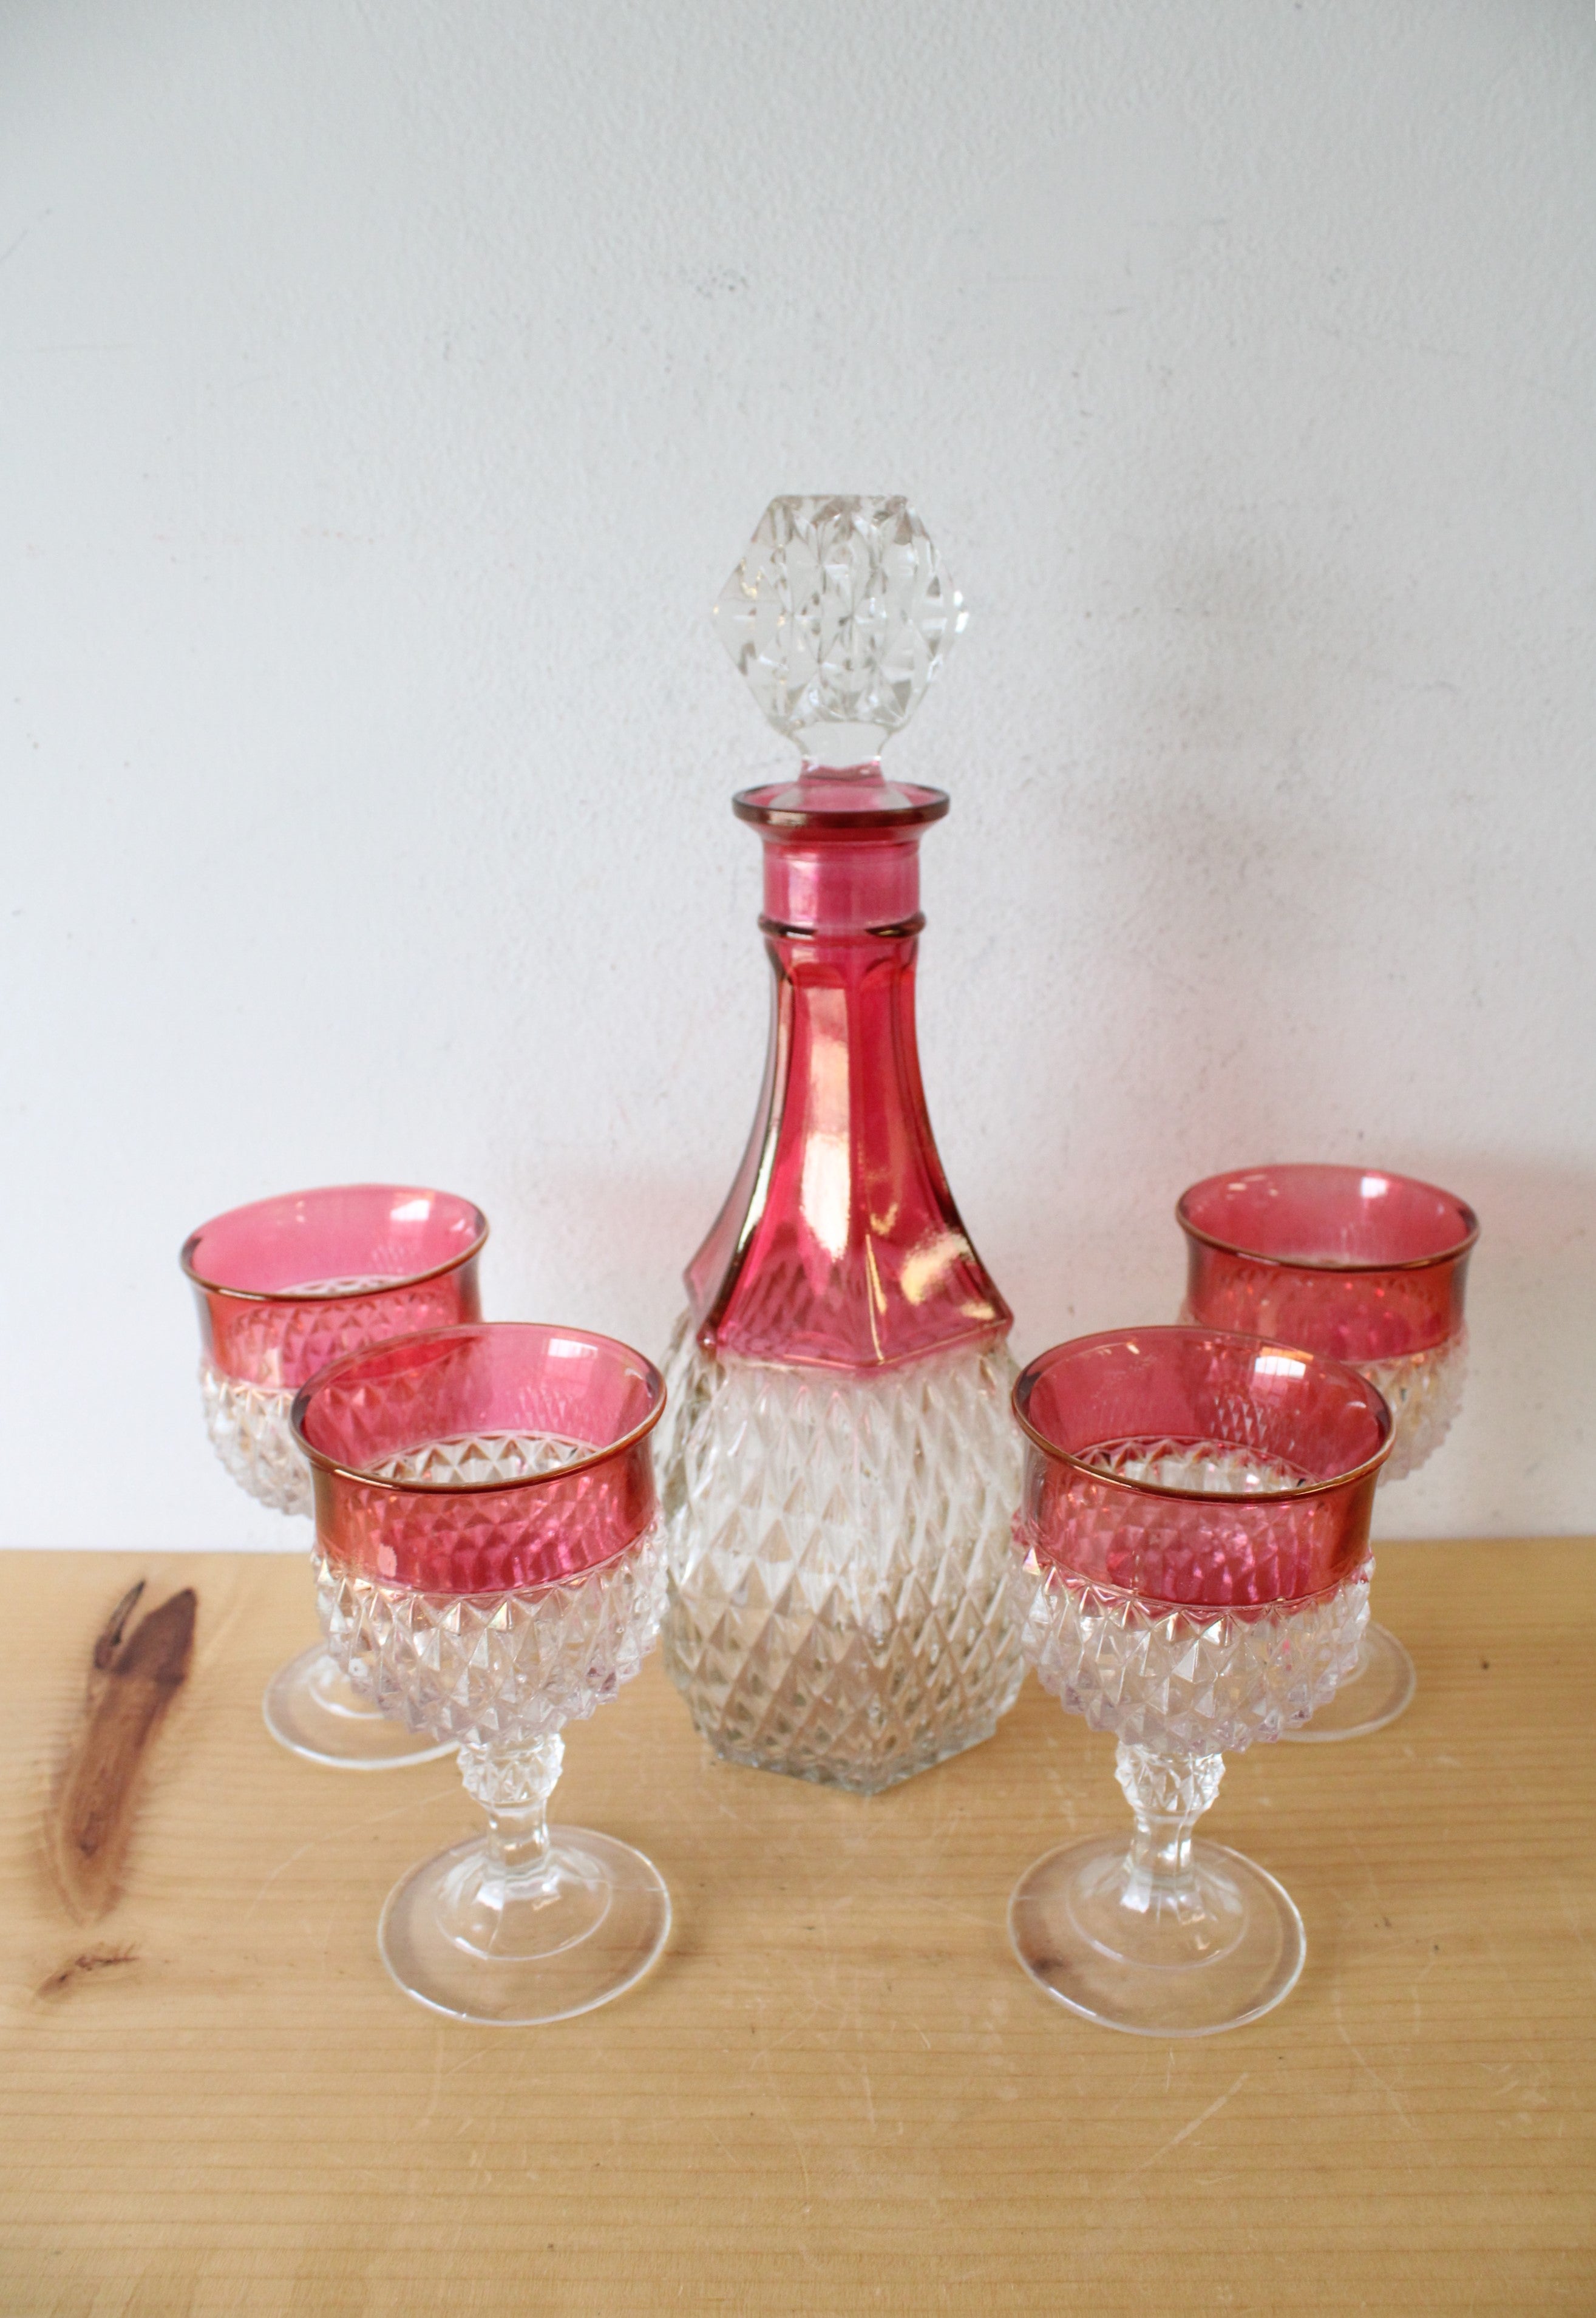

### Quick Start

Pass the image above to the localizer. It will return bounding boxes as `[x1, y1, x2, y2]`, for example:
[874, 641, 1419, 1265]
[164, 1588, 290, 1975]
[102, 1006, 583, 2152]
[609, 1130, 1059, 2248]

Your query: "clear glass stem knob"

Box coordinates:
[460, 1735, 565, 1902]
[1115, 1742, 1226, 1931]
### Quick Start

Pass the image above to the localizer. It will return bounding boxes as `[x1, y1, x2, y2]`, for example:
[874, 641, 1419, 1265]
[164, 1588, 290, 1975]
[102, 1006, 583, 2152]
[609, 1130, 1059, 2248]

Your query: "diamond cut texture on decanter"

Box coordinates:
[317, 1430, 665, 1748]
[199, 1362, 310, 1515]
[659, 1321, 1024, 1793]
[1015, 1554, 1369, 1758]
[713, 496, 966, 755]
[1363, 1327, 1467, 1482]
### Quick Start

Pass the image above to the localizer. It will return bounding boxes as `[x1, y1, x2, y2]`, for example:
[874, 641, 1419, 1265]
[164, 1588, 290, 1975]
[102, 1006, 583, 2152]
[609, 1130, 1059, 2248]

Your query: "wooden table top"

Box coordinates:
[1, 1541, 1592, 2314]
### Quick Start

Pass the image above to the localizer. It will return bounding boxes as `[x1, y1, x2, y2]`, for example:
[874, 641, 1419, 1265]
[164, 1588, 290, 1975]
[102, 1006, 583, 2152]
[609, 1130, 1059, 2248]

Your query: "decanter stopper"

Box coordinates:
[711, 495, 967, 770]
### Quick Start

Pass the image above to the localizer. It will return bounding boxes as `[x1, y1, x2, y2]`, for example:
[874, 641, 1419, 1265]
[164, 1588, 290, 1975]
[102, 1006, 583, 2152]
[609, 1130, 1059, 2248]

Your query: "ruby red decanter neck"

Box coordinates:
[684, 761, 1010, 1371]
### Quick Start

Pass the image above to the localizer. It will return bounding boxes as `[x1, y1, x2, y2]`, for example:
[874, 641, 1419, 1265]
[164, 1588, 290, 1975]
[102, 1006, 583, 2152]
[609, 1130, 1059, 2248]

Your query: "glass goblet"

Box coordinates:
[1008, 1326, 1391, 2037]
[293, 1321, 671, 2025]
[1177, 1164, 1478, 1739]
[181, 1183, 487, 1766]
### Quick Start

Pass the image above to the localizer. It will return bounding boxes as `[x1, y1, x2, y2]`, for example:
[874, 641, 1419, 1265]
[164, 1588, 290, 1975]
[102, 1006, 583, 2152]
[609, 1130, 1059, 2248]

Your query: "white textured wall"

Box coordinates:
[3, 1, 1592, 1548]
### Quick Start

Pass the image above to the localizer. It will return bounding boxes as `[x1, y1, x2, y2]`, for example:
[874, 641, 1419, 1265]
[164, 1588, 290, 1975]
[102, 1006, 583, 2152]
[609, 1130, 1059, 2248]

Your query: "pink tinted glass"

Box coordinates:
[685, 769, 1010, 1370]
[182, 1184, 487, 1390]
[1178, 1166, 1478, 1362]
[1013, 1328, 1391, 1608]
[293, 1324, 665, 1594]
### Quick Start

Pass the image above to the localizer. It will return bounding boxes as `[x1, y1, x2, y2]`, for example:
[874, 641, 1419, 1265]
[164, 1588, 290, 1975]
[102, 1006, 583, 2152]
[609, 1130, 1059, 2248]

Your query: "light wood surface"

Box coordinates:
[1, 1543, 1592, 2315]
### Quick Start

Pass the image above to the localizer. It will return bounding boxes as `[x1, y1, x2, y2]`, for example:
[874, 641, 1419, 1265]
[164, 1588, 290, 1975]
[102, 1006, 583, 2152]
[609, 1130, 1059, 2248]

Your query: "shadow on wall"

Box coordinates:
[495, 1154, 720, 1364]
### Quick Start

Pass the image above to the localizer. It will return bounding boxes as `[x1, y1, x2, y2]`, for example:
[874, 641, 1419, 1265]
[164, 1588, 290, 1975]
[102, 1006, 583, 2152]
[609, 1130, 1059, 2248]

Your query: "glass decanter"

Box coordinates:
[659, 495, 1023, 1793]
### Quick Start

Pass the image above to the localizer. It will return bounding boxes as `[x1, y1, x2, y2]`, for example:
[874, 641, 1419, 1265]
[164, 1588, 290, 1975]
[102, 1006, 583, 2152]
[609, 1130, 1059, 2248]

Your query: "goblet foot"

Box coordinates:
[1282, 1621, 1415, 1742]
[263, 1643, 456, 1769]
[1009, 1832, 1305, 2037]
[379, 1827, 671, 2024]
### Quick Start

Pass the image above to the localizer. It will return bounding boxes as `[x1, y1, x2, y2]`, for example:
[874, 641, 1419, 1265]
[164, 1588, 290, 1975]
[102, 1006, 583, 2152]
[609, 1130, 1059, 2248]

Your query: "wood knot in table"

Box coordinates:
[35, 1945, 140, 1999]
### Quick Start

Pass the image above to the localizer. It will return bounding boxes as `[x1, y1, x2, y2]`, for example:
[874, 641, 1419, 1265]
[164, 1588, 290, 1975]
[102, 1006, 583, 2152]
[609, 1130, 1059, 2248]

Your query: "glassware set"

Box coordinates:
[180, 494, 1479, 2034]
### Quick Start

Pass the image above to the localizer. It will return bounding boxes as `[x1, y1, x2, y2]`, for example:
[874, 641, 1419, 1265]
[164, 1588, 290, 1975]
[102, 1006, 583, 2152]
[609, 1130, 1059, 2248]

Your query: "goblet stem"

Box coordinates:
[1116, 1742, 1226, 1925]
[458, 1736, 566, 1908]
[379, 1724, 670, 2020]
[1008, 1737, 1305, 2033]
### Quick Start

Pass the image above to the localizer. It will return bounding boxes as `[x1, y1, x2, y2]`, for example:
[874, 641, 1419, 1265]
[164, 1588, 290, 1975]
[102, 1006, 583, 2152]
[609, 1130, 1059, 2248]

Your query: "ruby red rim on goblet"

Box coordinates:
[1177, 1164, 1476, 1350]
[1177, 1163, 1478, 1739]
[292, 1322, 671, 2027]
[1007, 1325, 1391, 2038]
[291, 1321, 664, 1589]
[180, 1182, 487, 1769]
[183, 1184, 489, 1318]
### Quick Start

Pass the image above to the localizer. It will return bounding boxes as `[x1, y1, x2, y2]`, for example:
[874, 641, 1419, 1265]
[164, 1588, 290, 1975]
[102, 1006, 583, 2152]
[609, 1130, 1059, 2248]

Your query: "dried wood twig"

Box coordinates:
[49, 1583, 197, 1922]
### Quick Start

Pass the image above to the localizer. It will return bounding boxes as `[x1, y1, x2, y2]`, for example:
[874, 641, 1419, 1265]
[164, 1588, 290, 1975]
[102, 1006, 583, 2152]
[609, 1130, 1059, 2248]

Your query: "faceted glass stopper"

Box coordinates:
[713, 494, 966, 767]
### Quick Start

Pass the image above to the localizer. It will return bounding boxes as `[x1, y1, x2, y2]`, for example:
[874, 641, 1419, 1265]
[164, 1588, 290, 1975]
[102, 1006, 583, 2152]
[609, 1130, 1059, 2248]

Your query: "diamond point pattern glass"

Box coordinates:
[1362, 1327, 1469, 1482]
[664, 500, 1021, 1793]
[199, 1367, 312, 1514]
[713, 494, 966, 767]
[1019, 1557, 1371, 1756]
[1007, 1327, 1391, 2036]
[1177, 1164, 1478, 1738]
[181, 1184, 487, 1769]
[294, 1323, 671, 2025]
[662, 1327, 1022, 1792]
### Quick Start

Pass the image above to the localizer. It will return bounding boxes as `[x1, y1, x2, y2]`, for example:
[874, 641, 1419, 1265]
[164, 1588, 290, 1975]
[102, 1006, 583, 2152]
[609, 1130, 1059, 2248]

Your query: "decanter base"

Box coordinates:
[689, 1710, 1002, 1796]
[263, 1643, 456, 1770]
[660, 1330, 1025, 1798]
[1010, 1834, 1305, 2037]
[1282, 1622, 1416, 1742]
[379, 1827, 670, 2024]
